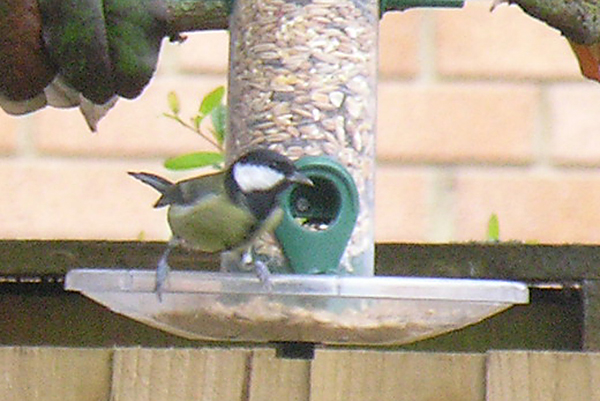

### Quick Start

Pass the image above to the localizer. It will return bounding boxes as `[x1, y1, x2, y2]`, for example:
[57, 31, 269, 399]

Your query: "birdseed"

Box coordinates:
[227, 0, 378, 274]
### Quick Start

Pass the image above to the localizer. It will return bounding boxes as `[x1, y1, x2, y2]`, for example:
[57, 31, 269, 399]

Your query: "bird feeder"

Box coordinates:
[62, 0, 529, 347]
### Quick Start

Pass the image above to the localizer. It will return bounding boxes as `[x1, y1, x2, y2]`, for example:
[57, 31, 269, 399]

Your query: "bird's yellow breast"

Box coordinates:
[167, 193, 282, 253]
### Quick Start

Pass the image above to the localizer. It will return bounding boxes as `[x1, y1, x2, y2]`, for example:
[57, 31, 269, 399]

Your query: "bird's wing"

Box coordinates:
[176, 171, 226, 206]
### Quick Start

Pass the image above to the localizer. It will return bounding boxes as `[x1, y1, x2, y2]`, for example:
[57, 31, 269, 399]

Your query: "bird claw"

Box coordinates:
[253, 259, 273, 291]
[155, 244, 173, 302]
[240, 249, 273, 291]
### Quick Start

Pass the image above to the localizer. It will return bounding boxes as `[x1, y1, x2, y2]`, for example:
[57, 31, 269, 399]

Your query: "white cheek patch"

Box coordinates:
[233, 163, 285, 192]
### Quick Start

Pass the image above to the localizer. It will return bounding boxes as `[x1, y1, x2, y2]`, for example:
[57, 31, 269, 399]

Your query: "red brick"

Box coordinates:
[0, 159, 179, 240]
[549, 83, 600, 166]
[436, 2, 580, 80]
[34, 75, 227, 158]
[455, 170, 600, 244]
[375, 166, 431, 242]
[0, 112, 19, 154]
[176, 31, 229, 74]
[379, 11, 422, 78]
[377, 82, 538, 164]
[153, 39, 179, 76]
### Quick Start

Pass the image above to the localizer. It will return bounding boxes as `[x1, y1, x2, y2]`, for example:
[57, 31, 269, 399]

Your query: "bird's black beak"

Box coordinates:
[289, 171, 313, 187]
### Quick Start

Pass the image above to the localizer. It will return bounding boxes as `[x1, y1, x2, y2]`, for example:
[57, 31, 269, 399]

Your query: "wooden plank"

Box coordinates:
[4, 239, 600, 281]
[487, 351, 600, 401]
[0, 239, 217, 275]
[375, 243, 600, 280]
[247, 348, 311, 401]
[0, 347, 112, 401]
[111, 347, 251, 401]
[310, 350, 486, 401]
[582, 280, 600, 351]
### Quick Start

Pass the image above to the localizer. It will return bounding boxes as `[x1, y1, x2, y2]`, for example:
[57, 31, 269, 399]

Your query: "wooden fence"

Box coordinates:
[1, 347, 599, 401]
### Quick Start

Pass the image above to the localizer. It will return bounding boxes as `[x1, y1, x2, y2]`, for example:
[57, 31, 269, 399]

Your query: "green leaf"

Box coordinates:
[199, 86, 225, 116]
[167, 91, 180, 115]
[164, 152, 224, 171]
[487, 213, 500, 242]
[210, 104, 227, 146]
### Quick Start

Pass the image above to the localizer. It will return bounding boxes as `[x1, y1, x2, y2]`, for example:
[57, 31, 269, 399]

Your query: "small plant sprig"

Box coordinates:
[162, 86, 227, 171]
[486, 213, 500, 242]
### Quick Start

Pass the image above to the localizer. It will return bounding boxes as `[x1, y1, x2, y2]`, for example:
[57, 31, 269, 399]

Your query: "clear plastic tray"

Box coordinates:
[65, 269, 529, 345]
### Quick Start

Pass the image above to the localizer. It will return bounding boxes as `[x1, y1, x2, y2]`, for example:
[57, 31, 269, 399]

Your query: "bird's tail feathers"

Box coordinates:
[128, 172, 173, 208]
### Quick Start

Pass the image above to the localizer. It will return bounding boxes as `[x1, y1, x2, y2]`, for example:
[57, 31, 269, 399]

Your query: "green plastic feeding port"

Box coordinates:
[276, 156, 360, 275]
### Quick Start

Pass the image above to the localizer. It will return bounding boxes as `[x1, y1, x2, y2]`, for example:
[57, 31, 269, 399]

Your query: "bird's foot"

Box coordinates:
[241, 250, 272, 291]
[253, 260, 273, 291]
[155, 244, 173, 302]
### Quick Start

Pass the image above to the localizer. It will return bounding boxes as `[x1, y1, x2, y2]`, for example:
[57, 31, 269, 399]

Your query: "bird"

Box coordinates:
[129, 148, 313, 299]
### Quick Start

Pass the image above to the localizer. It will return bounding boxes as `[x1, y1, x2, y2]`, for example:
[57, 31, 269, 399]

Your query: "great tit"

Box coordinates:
[129, 148, 313, 298]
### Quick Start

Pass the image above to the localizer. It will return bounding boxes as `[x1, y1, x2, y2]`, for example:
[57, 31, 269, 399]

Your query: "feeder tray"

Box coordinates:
[65, 269, 528, 345]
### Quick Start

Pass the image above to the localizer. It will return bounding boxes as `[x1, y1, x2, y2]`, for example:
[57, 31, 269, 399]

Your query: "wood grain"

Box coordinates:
[111, 347, 251, 401]
[0, 347, 111, 401]
[247, 348, 311, 401]
[310, 349, 486, 401]
[487, 351, 600, 401]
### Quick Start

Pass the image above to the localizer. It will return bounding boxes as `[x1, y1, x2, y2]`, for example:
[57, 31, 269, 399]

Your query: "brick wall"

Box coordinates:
[1, 1, 599, 244]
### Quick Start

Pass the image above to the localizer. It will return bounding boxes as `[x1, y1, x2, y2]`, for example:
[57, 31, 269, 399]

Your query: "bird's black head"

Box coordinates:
[225, 149, 312, 220]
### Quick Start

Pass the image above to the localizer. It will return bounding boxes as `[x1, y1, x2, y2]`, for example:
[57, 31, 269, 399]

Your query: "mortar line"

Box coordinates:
[15, 115, 39, 159]
[416, 9, 439, 85]
[530, 83, 554, 174]
[427, 166, 456, 242]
